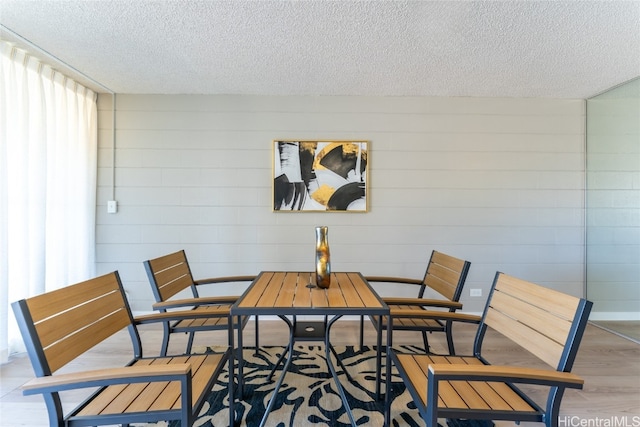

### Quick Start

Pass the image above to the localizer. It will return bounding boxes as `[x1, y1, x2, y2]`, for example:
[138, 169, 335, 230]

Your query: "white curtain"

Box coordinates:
[0, 41, 97, 362]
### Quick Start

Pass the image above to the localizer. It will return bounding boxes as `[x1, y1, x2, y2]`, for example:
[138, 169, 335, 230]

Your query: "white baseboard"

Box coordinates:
[589, 312, 640, 321]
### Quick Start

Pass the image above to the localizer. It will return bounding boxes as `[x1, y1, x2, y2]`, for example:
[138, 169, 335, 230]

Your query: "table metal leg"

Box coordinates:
[329, 344, 354, 383]
[259, 315, 296, 427]
[266, 315, 296, 380]
[375, 314, 383, 399]
[254, 314, 260, 356]
[384, 314, 393, 427]
[326, 315, 357, 427]
[228, 316, 236, 427]
[237, 315, 244, 398]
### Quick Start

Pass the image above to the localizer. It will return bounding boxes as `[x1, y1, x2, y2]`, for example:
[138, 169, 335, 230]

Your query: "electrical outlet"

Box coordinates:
[470, 288, 482, 297]
[107, 200, 118, 214]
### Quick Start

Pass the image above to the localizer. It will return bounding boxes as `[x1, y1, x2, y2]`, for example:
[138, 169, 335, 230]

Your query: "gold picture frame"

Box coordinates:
[272, 140, 369, 212]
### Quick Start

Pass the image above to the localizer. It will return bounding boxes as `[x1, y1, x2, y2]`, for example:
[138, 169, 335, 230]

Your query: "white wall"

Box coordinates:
[96, 95, 585, 314]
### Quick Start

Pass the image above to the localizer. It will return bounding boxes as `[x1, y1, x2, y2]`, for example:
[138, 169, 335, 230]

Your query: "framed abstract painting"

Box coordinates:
[273, 140, 369, 212]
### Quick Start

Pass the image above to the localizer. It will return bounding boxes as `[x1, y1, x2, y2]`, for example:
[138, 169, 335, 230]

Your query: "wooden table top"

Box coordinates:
[232, 271, 387, 315]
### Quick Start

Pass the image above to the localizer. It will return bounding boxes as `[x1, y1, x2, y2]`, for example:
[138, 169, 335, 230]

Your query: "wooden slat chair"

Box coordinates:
[361, 250, 471, 355]
[389, 272, 593, 427]
[144, 249, 256, 356]
[12, 271, 229, 427]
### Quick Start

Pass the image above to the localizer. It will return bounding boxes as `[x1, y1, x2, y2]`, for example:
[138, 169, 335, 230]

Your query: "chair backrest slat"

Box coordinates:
[45, 308, 131, 373]
[484, 272, 584, 369]
[145, 250, 195, 301]
[35, 289, 126, 349]
[15, 272, 132, 374]
[423, 251, 469, 301]
[26, 272, 122, 322]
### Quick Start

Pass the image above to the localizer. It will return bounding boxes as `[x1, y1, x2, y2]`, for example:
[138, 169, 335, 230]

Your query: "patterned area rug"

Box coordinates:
[141, 345, 426, 426]
[139, 345, 495, 427]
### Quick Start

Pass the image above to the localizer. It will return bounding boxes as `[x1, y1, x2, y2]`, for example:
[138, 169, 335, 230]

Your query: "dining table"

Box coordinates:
[228, 271, 392, 427]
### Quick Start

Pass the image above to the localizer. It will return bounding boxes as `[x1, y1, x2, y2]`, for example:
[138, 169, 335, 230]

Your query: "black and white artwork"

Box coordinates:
[273, 140, 368, 212]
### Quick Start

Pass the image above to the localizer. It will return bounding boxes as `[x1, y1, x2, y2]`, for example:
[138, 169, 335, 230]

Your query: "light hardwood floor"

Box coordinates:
[591, 321, 640, 343]
[1, 319, 639, 426]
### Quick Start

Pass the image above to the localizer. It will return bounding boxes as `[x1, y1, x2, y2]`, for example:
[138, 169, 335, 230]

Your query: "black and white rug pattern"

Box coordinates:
[142, 345, 426, 426]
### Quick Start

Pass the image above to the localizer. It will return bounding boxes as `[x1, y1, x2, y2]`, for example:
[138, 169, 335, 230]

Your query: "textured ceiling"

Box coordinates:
[1, 0, 639, 98]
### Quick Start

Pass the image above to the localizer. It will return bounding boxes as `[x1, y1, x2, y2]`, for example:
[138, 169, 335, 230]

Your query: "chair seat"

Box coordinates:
[144, 250, 258, 356]
[73, 352, 225, 420]
[395, 353, 537, 414]
[171, 305, 248, 330]
[373, 305, 446, 331]
[362, 251, 472, 355]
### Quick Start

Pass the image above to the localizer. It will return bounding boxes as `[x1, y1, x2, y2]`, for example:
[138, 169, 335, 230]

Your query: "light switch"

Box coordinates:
[107, 200, 118, 214]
